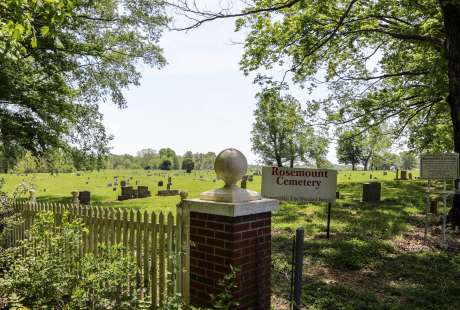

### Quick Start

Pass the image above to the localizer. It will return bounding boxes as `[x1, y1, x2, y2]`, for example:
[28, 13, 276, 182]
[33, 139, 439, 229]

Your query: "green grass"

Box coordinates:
[271, 179, 460, 309]
[2, 168, 459, 309]
[0, 169, 413, 211]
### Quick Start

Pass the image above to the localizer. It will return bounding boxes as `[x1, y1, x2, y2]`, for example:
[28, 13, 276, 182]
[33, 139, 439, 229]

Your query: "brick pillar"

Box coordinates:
[185, 199, 278, 310]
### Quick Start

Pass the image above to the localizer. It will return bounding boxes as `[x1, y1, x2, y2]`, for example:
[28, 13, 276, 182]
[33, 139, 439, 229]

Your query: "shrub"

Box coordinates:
[0, 211, 146, 309]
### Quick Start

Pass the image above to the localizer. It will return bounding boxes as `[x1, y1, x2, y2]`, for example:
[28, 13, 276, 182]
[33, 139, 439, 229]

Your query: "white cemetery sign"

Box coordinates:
[420, 154, 459, 180]
[261, 167, 337, 202]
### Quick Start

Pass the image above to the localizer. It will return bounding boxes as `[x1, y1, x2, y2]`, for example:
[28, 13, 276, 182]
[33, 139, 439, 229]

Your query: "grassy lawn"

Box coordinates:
[271, 180, 460, 309]
[2, 169, 459, 308]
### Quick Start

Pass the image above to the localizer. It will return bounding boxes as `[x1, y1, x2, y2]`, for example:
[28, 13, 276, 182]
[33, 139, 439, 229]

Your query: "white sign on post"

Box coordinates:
[420, 154, 459, 180]
[261, 166, 337, 202]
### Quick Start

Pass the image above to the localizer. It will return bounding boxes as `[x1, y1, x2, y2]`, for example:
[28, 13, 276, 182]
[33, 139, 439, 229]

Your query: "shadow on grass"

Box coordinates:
[271, 181, 460, 309]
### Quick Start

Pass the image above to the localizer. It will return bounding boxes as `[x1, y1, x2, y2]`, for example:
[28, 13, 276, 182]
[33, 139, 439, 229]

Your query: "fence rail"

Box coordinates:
[1, 201, 190, 308]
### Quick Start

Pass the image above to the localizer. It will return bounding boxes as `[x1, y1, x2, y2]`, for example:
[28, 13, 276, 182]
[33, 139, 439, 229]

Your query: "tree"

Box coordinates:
[159, 148, 179, 170]
[400, 152, 418, 170]
[372, 152, 400, 170]
[182, 158, 195, 173]
[303, 135, 330, 168]
[336, 130, 364, 170]
[252, 88, 325, 167]
[169, 0, 460, 224]
[0, 0, 167, 166]
[159, 159, 172, 170]
[359, 125, 392, 170]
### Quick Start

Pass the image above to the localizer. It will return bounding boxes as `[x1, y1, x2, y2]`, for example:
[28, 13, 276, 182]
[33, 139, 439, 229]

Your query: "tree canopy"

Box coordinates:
[251, 88, 328, 167]
[0, 0, 168, 169]
[170, 0, 459, 153]
[234, 0, 454, 152]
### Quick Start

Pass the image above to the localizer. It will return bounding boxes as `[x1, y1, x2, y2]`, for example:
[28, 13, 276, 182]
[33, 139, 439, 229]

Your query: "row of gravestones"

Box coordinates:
[118, 185, 151, 201]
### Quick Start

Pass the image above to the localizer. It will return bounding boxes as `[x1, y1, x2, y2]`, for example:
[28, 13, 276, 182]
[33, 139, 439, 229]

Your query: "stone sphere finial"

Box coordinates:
[214, 148, 247, 187]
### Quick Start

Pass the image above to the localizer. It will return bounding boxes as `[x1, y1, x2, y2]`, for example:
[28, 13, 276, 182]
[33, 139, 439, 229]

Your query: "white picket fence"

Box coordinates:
[1, 201, 190, 308]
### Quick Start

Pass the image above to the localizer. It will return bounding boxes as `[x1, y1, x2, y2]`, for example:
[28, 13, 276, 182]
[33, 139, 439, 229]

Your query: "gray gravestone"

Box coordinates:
[120, 180, 127, 187]
[78, 191, 91, 204]
[400, 170, 408, 180]
[362, 182, 381, 203]
[158, 181, 163, 187]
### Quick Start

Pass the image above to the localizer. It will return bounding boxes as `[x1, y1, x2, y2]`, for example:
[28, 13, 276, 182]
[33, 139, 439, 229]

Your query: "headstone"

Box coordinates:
[71, 191, 79, 204]
[408, 173, 413, 180]
[121, 186, 134, 197]
[240, 175, 248, 189]
[400, 170, 408, 180]
[369, 174, 372, 179]
[118, 186, 134, 201]
[120, 180, 127, 187]
[158, 181, 164, 187]
[113, 187, 116, 191]
[78, 191, 91, 205]
[168, 176, 172, 183]
[167, 182, 172, 191]
[336, 191, 340, 199]
[137, 186, 151, 198]
[362, 182, 381, 203]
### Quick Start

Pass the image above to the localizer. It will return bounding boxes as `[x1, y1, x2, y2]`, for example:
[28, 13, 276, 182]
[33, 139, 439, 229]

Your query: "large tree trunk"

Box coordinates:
[441, 1, 460, 226]
[363, 156, 370, 171]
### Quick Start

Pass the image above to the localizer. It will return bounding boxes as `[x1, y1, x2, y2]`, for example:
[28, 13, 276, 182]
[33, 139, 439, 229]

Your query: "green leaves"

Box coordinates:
[251, 87, 328, 167]
[39, 25, 49, 36]
[237, 0, 451, 152]
[0, 0, 167, 165]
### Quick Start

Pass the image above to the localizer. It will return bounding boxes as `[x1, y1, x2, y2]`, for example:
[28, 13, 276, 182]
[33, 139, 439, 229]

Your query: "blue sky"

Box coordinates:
[99, 12, 337, 164]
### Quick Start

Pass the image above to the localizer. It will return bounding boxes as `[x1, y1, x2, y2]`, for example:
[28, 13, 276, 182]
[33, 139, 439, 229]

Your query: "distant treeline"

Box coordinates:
[6, 148, 217, 173]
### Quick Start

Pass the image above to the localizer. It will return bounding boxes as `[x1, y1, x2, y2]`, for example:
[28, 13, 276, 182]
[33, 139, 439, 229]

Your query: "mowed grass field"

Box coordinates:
[2, 168, 460, 308]
[0, 169, 415, 212]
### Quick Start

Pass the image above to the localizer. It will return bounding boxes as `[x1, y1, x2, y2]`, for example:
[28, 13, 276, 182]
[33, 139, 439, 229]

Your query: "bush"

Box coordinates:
[0, 211, 146, 309]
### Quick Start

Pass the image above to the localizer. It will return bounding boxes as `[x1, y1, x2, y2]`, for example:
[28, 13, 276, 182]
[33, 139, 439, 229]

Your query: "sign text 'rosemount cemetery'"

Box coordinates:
[261, 167, 337, 202]
[420, 154, 459, 180]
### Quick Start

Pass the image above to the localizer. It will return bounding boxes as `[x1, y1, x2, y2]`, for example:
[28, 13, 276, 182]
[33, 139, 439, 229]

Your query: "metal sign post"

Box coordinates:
[326, 202, 332, 239]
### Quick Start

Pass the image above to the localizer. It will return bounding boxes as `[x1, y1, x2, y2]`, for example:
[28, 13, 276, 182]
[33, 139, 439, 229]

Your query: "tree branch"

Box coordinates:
[167, 0, 301, 31]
